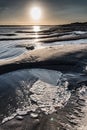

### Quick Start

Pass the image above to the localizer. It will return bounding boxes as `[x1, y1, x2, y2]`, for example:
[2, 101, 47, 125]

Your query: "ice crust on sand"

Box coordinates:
[29, 80, 70, 114]
[15, 78, 70, 116]
[2, 76, 70, 124]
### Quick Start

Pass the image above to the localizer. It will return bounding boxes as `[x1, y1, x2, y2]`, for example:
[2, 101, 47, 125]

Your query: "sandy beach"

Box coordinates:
[0, 43, 87, 130]
[0, 24, 87, 130]
[0, 43, 87, 77]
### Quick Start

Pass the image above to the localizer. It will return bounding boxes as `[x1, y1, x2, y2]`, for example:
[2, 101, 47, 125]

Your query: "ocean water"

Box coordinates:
[0, 25, 87, 60]
[0, 26, 46, 59]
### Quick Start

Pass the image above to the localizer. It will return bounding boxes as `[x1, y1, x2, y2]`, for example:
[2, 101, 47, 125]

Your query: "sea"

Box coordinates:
[0, 25, 87, 60]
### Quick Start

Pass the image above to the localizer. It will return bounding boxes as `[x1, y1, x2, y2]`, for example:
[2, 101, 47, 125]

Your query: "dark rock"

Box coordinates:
[26, 46, 34, 50]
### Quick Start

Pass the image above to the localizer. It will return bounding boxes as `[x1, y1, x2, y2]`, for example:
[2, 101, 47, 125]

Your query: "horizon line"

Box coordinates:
[0, 22, 87, 27]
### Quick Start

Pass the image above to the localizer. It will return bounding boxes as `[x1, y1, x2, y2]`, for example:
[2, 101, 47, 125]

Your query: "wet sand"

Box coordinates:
[0, 44, 87, 73]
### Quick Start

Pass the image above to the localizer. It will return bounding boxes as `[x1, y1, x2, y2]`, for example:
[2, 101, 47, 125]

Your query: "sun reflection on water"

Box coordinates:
[33, 26, 40, 32]
[33, 26, 40, 40]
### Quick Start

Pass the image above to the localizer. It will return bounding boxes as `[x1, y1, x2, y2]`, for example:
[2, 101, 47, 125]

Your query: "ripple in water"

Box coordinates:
[0, 41, 27, 60]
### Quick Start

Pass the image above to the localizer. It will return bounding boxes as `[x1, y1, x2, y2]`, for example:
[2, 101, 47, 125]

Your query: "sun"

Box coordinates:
[30, 7, 41, 20]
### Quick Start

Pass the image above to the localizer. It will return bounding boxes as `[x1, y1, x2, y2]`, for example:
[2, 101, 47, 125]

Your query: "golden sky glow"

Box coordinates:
[0, 0, 87, 25]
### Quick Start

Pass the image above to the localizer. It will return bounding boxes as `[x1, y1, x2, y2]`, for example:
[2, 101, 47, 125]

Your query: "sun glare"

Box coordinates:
[30, 7, 41, 20]
[33, 26, 40, 32]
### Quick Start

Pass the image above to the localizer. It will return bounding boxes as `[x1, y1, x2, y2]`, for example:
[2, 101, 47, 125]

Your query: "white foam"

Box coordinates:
[73, 31, 87, 35]
[42, 39, 87, 48]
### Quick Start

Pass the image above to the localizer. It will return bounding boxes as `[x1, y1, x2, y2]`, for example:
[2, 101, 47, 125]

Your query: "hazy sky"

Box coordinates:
[0, 0, 87, 25]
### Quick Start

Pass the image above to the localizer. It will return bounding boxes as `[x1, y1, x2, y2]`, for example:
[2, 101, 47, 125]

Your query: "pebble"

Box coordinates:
[30, 113, 38, 118]
[50, 117, 54, 121]
[16, 110, 27, 116]
[16, 116, 24, 120]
